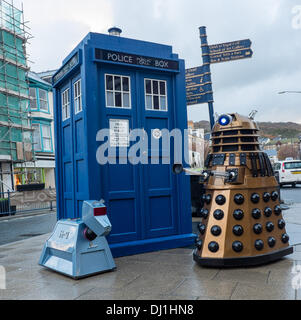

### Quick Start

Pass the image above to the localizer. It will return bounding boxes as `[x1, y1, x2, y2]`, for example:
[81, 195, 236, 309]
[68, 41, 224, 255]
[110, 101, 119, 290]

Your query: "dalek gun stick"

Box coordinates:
[173, 164, 238, 183]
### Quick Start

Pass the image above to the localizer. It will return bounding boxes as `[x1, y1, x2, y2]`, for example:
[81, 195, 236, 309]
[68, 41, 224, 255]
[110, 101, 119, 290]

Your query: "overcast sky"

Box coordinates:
[17, 0, 301, 123]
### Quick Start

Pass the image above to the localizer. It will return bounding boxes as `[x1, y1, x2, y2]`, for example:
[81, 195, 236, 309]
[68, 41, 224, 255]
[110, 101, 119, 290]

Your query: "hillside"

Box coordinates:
[193, 120, 301, 139]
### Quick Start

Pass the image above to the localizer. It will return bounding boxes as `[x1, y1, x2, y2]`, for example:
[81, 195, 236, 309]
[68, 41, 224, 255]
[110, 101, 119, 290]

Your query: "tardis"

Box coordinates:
[52, 29, 195, 257]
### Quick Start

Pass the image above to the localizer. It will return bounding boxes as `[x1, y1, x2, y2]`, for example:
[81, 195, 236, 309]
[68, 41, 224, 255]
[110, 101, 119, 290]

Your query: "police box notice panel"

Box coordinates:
[95, 49, 179, 71]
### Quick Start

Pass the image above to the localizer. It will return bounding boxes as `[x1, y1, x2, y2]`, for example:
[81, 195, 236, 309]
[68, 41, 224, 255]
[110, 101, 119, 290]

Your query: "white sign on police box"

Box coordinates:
[110, 119, 130, 147]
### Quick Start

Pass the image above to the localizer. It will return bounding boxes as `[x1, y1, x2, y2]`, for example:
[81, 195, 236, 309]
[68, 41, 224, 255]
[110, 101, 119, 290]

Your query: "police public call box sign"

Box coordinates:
[95, 49, 179, 71]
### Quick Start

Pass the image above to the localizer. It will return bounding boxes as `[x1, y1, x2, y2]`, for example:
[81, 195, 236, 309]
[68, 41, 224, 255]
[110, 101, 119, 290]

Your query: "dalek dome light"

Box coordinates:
[218, 114, 233, 126]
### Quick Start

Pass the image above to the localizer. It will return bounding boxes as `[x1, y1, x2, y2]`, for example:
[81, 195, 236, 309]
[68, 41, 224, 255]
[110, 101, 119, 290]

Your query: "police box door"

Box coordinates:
[100, 68, 179, 243]
[99, 67, 142, 244]
[138, 72, 179, 239]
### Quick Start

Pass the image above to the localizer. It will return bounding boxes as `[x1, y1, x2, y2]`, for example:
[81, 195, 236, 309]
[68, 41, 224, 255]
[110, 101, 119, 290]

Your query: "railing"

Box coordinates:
[0, 188, 56, 217]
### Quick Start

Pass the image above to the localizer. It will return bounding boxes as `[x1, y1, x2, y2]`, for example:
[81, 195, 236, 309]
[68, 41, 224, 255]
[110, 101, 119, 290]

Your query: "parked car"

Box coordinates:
[274, 160, 301, 187]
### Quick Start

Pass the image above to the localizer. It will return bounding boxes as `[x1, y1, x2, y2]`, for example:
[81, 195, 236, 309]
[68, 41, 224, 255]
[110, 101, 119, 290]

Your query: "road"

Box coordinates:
[281, 185, 301, 204]
[0, 212, 57, 246]
[0, 186, 300, 246]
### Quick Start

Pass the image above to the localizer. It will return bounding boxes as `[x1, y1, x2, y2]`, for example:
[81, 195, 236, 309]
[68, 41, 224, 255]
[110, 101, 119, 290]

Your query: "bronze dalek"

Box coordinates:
[189, 113, 293, 267]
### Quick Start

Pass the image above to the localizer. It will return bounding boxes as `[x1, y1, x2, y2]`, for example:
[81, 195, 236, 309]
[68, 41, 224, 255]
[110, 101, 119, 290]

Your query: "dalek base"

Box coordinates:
[193, 246, 294, 268]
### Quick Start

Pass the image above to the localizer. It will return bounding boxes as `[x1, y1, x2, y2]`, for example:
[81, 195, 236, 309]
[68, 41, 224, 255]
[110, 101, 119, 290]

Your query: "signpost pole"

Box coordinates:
[199, 26, 215, 129]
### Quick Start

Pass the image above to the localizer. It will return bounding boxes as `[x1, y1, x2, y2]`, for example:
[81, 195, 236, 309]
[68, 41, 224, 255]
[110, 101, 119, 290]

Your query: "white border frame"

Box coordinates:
[105, 74, 132, 109]
[74, 79, 83, 115]
[144, 78, 168, 112]
[62, 88, 70, 121]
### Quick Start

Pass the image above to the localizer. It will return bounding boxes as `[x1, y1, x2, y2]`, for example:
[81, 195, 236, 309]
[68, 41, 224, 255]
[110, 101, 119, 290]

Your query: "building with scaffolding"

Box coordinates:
[0, 0, 33, 192]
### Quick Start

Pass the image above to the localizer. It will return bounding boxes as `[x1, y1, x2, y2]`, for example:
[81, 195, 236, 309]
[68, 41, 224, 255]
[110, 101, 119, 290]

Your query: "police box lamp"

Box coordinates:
[39, 200, 116, 279]
[108, 27, 122, 37]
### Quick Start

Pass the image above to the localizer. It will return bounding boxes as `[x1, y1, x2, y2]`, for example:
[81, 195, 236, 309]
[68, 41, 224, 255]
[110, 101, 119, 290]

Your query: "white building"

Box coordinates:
[188, 123, 205, 169]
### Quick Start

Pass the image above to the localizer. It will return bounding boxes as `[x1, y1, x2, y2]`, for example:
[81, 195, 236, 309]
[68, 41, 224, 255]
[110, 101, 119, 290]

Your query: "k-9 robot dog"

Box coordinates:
[39, 200, 116, 279]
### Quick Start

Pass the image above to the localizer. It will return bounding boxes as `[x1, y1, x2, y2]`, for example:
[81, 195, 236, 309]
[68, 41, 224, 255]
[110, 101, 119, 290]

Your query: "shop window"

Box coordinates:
[105, 74, 131, 109]
[145, 79, 168, 111]
[62, 88, 70, 121]
[74, 79, 82, 114]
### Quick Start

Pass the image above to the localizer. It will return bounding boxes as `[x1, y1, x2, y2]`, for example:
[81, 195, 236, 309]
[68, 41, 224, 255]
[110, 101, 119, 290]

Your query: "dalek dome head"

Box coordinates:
[214, 113, 259, 133]
[212, 113, 260, 154]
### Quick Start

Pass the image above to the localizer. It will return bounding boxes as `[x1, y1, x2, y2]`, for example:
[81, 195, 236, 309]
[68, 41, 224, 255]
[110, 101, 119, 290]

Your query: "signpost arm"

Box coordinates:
[199, 26, 215, 129]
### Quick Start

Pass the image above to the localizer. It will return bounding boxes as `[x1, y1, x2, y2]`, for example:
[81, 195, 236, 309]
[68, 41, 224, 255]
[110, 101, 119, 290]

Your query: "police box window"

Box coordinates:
[105, 74, 131, 109]
[145, 79, 167, 111]
[62, 88, 70, 121]
[74, 79, 82, 114]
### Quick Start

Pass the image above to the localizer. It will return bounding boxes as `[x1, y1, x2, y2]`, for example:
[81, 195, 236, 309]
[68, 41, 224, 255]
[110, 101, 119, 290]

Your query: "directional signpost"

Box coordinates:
[209, 39, 253, 64]
[186, 66, 209, 106]
[186, 27, 253, 128]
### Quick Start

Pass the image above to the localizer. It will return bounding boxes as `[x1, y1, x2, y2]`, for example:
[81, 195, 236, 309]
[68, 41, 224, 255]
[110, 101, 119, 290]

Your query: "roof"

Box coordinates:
[28, 71, 52, 87]
[37, 70, 57, 78]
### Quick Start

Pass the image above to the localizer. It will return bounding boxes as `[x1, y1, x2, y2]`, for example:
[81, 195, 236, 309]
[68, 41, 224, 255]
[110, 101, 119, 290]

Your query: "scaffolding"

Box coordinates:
[0, 0, 34, 191]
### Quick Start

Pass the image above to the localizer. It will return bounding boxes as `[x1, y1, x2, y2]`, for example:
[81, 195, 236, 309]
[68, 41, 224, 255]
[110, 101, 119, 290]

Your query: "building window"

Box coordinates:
[145, 79, 168, 111]
[74, 79, 82, 114]
[62, 88, 70, 121]
[39, 89, 48, 112]
[32, 124, 41, 151]
[105, 74, 131, 109]
[42, 125, 52, 152]
[29, 88, 38, 110]
[32, 123, 52, 152]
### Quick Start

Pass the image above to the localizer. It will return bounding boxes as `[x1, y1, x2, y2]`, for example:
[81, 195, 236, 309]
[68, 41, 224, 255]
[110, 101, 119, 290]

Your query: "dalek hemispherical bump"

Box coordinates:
[193, 113, 293, 268]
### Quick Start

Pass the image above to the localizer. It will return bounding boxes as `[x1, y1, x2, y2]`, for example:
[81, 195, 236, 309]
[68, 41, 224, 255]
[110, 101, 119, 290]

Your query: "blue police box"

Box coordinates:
[53, 29, 196, 257]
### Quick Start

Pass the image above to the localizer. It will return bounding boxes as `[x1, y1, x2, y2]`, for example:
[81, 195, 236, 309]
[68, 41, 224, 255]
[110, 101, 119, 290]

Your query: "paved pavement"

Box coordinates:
[0, 203, 301, 300]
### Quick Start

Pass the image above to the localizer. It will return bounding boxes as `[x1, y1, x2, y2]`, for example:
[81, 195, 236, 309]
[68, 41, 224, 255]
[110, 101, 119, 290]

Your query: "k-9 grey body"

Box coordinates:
[39, 201, 116, 279]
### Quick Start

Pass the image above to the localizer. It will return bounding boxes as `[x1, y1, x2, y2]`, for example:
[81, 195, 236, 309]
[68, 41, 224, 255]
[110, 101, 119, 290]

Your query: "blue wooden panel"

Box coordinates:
[149, 196, 173, 232]
[148, 164, 171, 189]
[108, 199, 138, 243]
[76, 160, 86, 192]
[75, 119, 84, 154]
[64, 162, 73, 192]
[108, 164, 135, 192]
[63, 125, 72, 157]
[64, 199, 73, 219]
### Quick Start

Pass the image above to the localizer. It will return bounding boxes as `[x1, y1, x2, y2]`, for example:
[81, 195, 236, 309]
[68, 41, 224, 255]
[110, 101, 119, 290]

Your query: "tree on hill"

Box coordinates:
[278, 145, 300, 161]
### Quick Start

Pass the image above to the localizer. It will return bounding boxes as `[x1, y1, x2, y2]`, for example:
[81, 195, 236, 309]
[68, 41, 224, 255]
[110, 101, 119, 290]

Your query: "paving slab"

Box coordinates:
[171, 278, 237, 300]
[231, 281, 297, 300]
